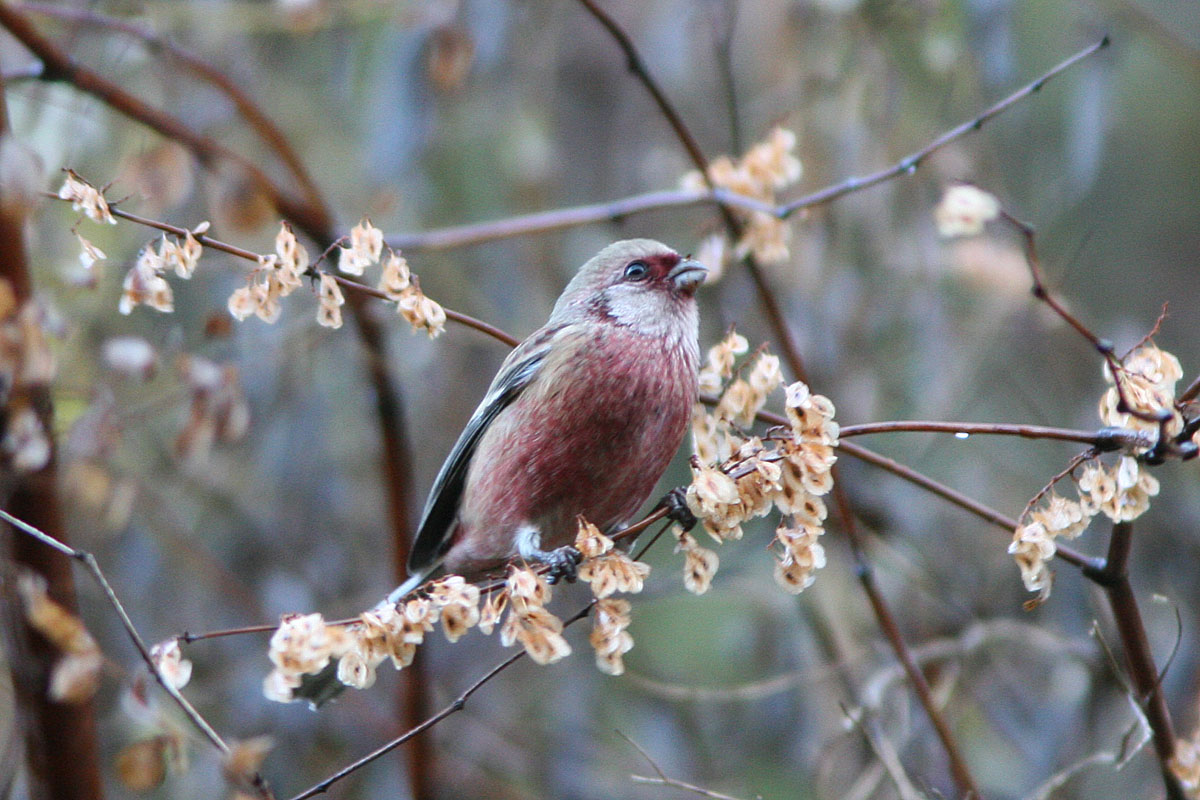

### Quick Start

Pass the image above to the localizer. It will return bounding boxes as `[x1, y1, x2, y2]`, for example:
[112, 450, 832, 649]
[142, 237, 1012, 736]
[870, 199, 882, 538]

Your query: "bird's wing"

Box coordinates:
[405, 324, 569, 577]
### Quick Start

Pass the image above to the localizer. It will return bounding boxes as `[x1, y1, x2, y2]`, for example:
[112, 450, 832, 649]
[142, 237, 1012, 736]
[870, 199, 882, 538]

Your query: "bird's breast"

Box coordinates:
[452, 323, 698, 572]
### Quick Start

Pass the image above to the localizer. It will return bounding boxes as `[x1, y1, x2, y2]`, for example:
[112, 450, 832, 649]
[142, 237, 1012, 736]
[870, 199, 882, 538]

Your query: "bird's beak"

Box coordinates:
[668, 258, 708, 294]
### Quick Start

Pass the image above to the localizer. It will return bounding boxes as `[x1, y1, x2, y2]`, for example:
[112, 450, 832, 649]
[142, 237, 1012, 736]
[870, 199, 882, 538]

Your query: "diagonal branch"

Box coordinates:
[377, 37, 1109, 252]
[0, 509, 275, 799]
[778, 36, 1110, 215]
[573, 3, 983, 795]
[0, 4, 330, 239]
[13, 1, 322, 204]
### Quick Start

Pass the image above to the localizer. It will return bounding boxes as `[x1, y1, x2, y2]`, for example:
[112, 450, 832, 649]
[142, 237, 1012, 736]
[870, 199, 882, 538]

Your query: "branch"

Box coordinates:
[0, 4, 330, 240]
[14, 1, 322, 204]
[836, 420, 1149, 450]
[778, 37, 1110, 215]
[49, 193, 521, 348]
[622, 730, 750, 800]
[376, 37, 1109, 253]
[572, 4, 986, 794]
[1083, 522, 1185, 800]
[387, 187, 774, 252]
[0, 510, 275, 799]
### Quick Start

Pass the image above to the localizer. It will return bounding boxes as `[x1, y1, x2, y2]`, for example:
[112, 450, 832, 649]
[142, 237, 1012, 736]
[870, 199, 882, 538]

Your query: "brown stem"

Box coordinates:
[0, 69, 105, 800]
[1083, 523, 1185, 800]
[14, 2, 322, 203]
[828, 476, 982, 797]
[0, 8, 433, 792]
[574, 3, 981, 795]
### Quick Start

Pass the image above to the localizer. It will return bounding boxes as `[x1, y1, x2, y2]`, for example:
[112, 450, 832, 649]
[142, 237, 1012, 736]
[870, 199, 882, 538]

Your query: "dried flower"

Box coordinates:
[149, 639, 193, 690]
[1099, 344, 1183, 443]
[58, 169, 116, 225]
[338, 218, 384, 275]
[76, 233, 107, 269]
[578, 549, 650, 598]
[1100, 456, 1160, 522]
[425, 575, 482, 642]
[934, 184, 1000, 238]
[119, 247, 174, 314]
[590, 597, 634, 675]
[772, 522, 826, 594]
[316, 273, 345, 329]
[1009, 521, 1055, 603]
[574, 517, 614, 559]
[500, 605, 571, 665]
[478, 590, 508, 636]
[378, 250, 412, 299]
[396, 285, 446, 338]
[274, 222, 309, 280]
[682, 128, 802, 263]
[675, 529, 719, 595]
[506, 565, 552, 610]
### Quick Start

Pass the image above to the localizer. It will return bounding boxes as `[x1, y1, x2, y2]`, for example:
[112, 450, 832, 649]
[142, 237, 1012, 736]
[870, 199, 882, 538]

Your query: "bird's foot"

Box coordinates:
[541, 545, 583, 584]
[517, 525, 582, 584]
[657, 486, 697, 531]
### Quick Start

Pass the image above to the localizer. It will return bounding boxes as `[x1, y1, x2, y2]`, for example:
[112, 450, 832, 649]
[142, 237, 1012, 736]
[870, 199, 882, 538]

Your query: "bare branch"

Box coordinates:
[779, 37, 1110, 215]
[14, 1, 322, 204]
[1083, 522, 1186, 800]
[622, 730, 752, 800]
[0, 509, 277, 799]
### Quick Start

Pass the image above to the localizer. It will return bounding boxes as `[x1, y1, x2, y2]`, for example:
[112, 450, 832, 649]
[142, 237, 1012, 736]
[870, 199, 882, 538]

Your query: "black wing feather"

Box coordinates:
[406, 333, 559, 574]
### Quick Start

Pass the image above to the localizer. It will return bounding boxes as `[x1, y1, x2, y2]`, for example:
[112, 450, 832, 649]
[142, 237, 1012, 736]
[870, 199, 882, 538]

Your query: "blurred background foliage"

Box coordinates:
[3, 0, 1200, 797]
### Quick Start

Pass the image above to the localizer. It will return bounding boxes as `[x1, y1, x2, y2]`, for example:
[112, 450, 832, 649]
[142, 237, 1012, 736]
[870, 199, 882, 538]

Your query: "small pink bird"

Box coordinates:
[391, 239, 705, 600]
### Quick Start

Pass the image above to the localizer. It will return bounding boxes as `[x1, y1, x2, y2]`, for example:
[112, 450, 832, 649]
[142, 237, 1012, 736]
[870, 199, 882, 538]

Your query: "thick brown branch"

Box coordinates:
[0, 4, 330, 239]
[1083, 523, 1185, 800]
[14, 2, 322, 204]
[0, 80, 105, 799]
[573, 3, 981, 795]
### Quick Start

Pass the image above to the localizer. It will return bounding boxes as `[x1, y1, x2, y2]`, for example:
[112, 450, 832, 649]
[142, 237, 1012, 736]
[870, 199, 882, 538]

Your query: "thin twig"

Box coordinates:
[288, 599, 599, 799]
[50, 191, 521, 348]
[387, 188, 775, 252]
[778, 36, 1110, 215]
[375, 39, 1113, 253]
[837, 420, 1150, 450]
[0, 510, 282, 798]
[620, 730, 751, 800]
[286, 650, 524, 800]
[1016, 450, 1098, 524]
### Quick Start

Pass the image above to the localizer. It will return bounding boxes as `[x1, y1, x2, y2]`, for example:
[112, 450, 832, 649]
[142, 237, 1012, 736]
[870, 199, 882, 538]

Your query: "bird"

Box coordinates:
[389, 239, 706, 602]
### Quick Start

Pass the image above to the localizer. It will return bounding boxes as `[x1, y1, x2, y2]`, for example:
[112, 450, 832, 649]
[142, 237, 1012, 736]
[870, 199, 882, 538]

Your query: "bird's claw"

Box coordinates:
[658, 486, 697, 531]
[542, 545, 583, 584]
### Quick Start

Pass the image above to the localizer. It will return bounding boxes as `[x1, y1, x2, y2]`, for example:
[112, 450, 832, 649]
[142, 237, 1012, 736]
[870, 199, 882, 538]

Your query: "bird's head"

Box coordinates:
[551, 239, 706, 334]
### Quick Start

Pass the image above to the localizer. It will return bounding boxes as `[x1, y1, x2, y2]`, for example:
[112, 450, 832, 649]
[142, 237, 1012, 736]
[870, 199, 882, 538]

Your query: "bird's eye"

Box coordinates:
[623, 260, 649, 280]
